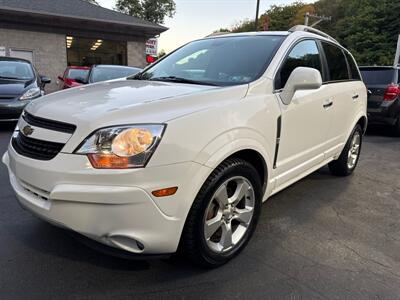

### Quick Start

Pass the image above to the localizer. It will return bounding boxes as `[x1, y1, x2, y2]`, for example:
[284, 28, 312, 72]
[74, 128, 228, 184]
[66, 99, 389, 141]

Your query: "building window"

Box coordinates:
[66, 36, 127, 66]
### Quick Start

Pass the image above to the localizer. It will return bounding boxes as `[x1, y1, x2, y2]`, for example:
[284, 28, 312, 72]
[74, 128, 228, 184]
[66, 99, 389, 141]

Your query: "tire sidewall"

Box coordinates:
[345, 124, 363, 172]
[196, 161, 262, 265]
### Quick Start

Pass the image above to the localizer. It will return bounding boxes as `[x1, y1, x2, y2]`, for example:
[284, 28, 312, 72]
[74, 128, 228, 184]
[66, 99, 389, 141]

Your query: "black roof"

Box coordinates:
[0, 0, 166, 32]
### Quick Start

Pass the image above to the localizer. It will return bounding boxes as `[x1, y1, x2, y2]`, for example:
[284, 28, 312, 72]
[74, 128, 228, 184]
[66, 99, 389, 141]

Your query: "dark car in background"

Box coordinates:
[76, 65, 142, 85]
[57, 66, 90, 89]
[0, 57, 50, 122]
[360, 66, 400, 135]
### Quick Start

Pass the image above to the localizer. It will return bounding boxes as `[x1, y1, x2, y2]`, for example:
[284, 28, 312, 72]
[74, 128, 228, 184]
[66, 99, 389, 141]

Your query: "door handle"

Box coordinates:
[352, 94, 359, 100]
[323, 100, 333, 109]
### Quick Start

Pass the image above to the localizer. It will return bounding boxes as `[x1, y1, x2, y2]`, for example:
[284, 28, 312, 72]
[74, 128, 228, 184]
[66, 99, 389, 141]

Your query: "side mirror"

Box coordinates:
[40, 75, 51, 85]
[280, 67, 322, 105]
[57, 76, 64, 81]
[74, 77, 87, 84]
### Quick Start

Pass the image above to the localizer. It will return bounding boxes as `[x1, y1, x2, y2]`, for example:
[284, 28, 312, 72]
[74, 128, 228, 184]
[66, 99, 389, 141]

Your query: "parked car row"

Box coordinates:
[57, 65, 141, 89]
[0, 59, 142, 121]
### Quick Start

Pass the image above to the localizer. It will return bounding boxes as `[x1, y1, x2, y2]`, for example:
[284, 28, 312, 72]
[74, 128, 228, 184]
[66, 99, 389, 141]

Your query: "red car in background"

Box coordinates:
[57, 66, 90, 89]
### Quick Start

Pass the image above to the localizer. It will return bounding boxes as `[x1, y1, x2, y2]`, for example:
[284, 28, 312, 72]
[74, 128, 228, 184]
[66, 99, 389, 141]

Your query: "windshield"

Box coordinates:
[0, 60, 34, 80]
[360, 69, 395, 85]
[90, 67, 141, 83]
[136, 35, 285, 86]
[67, 68, 89, 80]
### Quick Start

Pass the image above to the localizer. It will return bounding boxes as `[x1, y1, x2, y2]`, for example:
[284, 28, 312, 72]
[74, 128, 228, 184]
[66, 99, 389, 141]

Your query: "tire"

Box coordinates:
[393, 117, 400, 137]
[329, 124, 363, 176]
[180, 158, 263, 268]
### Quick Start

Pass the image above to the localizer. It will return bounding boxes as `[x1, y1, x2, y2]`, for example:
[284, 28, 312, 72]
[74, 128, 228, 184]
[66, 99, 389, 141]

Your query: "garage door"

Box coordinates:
[10, 49, 34, 63]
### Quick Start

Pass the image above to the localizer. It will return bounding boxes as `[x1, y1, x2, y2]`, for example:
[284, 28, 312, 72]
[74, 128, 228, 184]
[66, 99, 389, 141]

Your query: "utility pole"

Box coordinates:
[255, 0, 260, 31]
[394, 34, 400, 67]
[304, 12, 331, 27]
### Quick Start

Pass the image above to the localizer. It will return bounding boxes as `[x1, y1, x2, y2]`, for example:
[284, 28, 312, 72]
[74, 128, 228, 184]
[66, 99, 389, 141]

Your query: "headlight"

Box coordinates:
[19, 88, 41, 101]
[75, 124, 166, 169]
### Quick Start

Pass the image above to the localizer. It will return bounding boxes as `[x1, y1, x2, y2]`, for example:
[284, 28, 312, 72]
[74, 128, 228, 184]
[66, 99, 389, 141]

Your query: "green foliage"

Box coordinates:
[225, 0, 400, 65]
[115, 0, 176, 24]
[317, 0, 400, 65]
[265, 2, 307, 31]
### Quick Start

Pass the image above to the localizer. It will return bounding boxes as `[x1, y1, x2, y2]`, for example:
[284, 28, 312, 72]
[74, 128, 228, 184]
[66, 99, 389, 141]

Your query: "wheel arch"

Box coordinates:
[223, 149, 269, 196]
[357, 115, 368, 134]
[201, 139, 272, 199]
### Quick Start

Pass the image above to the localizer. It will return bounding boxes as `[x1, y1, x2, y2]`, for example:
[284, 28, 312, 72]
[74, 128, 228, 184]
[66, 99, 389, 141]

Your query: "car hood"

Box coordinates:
[0, 79, 34, 95]
[26, 79, 249, 130]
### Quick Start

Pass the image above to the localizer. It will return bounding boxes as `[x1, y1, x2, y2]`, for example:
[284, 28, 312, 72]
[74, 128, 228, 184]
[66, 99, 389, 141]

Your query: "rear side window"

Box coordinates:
[345, 52, 361, 81]
[67, 69, 89, 80]
[276, 40, 322, 90]
[360, 69, 395, 85]
[322, 42, 349, 82]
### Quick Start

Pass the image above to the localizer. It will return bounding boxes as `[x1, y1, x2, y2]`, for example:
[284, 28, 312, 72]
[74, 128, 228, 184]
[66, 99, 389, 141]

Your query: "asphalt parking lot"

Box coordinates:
[0, 123, 399, 300]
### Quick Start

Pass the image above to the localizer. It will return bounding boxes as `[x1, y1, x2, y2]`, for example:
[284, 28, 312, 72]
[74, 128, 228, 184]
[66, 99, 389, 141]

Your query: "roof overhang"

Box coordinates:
[0, 6, 168, 41]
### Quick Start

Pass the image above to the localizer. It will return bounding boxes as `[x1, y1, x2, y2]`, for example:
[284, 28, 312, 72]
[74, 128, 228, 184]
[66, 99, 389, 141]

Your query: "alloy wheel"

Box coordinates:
[203, 176, 255, 253]
[347, 131, 361, 169]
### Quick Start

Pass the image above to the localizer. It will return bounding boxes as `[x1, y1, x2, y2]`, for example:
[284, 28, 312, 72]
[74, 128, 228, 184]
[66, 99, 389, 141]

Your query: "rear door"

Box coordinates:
[320, 42, 364, 156]
[359, 67, 396, 110]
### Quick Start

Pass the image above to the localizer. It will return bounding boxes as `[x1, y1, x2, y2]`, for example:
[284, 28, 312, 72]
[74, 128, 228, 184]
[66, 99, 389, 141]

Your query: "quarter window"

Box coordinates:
[322, 42, 349, 81]
[276, 40, 322, 90]
[345, 52, 361, 81]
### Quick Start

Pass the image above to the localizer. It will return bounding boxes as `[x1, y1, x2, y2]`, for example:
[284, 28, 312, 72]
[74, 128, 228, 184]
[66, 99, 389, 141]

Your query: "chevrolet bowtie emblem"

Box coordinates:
[22, 125, 34, 136]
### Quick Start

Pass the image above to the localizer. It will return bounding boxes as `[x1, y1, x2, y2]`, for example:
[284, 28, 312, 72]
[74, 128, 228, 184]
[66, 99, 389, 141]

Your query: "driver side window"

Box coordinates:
[275, 40, 322, 90]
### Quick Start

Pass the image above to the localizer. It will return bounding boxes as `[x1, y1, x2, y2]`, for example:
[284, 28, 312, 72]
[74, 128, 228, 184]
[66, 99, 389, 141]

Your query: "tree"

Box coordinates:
[116, 0, 176, 24]
[220, 0, 400, 65]
[291, 4, 315, 27]
[315, 0, 400, 65]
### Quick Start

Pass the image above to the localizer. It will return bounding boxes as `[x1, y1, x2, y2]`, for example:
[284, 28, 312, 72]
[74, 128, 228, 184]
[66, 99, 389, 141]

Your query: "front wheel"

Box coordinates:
[329, 124, 363, 176]
[180, 158, 262, 267]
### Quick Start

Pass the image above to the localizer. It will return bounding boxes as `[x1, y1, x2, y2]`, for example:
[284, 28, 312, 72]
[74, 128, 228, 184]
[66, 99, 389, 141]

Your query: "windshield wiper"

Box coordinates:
[128, 72, 145, 80]
[148, 76, 218, 86]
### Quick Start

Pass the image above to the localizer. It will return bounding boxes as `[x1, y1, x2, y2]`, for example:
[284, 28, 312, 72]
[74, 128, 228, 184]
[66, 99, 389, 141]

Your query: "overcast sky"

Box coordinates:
[97, 0, 299, 53]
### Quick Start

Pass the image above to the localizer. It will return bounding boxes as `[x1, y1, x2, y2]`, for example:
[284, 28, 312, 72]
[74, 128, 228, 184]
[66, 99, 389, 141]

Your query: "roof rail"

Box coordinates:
[289, 25, 338, 43]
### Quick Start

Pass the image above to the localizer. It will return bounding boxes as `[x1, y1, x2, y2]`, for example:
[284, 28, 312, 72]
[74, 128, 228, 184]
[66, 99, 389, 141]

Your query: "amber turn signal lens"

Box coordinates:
[88, 154, 130, 169]
[152, 187, 178, 197]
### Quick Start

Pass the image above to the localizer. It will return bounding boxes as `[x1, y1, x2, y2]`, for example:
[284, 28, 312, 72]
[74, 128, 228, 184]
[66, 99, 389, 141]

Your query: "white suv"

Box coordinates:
[3, 26, 367, 267]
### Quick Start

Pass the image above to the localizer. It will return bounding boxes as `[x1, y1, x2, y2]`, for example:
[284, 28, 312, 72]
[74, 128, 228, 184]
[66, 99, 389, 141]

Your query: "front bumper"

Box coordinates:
[0, 99, 28, 121]
[2, 145, 211, 255]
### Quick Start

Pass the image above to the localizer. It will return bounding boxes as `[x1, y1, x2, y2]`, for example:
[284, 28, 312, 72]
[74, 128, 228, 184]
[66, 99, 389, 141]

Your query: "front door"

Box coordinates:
[273, 39, 333, 186]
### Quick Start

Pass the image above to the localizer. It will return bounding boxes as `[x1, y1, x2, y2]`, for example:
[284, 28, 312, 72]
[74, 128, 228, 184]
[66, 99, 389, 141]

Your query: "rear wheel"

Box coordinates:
[393, 117, 400, 137]
[329, 124, 363, 176]
[180, 158, 262, 267]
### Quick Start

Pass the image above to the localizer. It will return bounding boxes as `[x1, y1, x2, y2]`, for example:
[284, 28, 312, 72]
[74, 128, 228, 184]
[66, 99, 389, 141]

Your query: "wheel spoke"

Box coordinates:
[204, 176, 256, 254]
[234, 207, 253, 224]
[204, 215, 222, 239]
[230, 180, 250, 205]
[214, 184, 229, 207]
[220, 221, 233, 250]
